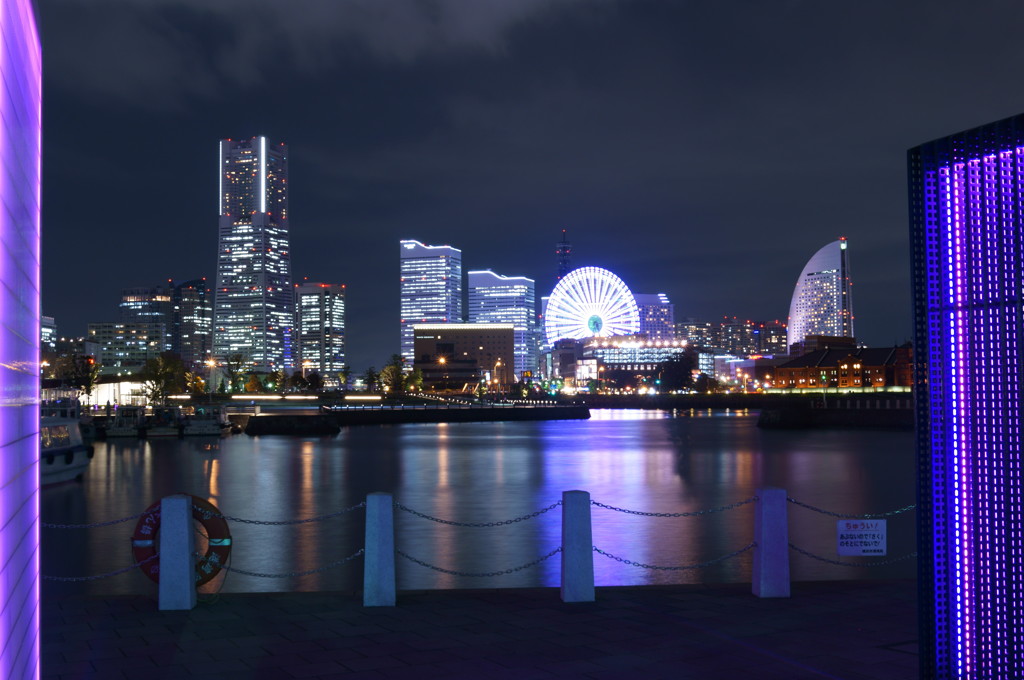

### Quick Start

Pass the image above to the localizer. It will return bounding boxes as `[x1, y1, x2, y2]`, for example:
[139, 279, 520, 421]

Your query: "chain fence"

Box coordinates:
[218, 549, 365, 579]
[396, 547, 562, 577]
[591, 497, 757, 517]
[42, 553, 159, 582]
[786, 498, 916, 519]
[394, 500, 562, 526]
[593, 543, 756, 571]
[41, 512, 147, 530]
[789, 543, 918, 567]
[192, 501, 366, 525]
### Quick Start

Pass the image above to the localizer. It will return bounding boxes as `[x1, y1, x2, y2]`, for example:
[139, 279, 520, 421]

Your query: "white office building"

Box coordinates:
[295, 282, 346, 384]
[399, 240, 462, 365]
[468, 270, 537, 379]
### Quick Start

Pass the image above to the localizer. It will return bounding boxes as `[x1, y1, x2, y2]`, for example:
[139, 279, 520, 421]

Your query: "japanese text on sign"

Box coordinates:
[837, 519, 887, 556]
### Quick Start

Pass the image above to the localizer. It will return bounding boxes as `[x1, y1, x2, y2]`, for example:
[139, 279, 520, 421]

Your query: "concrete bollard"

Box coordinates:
[752, 487, 790, 598]
[561, 490, 595, 602]
[158, 495, 196, 611]
[363, 492, 396, 607]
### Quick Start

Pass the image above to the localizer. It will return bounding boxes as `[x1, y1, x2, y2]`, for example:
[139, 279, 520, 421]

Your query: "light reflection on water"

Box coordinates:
[41, 410, 916, 596]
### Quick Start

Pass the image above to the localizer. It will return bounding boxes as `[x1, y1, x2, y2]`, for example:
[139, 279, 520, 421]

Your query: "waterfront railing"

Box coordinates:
[41, 490, 917, 610]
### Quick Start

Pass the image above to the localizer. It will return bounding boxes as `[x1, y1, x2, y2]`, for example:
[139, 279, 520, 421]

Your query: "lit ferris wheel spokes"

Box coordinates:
[544, 267, 640, 345]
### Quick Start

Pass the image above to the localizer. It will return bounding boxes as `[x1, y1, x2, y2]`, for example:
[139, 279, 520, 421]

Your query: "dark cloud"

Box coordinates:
[38, 0, 1024, 369]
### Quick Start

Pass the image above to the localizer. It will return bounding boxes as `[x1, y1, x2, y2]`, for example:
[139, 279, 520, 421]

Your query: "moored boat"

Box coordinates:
[147, 406, 183, 438]
[104, 405, 145, 438]
[41, 401, 93, 485]
[182, 406, 232, 436]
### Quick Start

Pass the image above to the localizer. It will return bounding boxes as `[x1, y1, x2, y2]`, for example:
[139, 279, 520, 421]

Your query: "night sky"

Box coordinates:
[37, 0, 1024, 371]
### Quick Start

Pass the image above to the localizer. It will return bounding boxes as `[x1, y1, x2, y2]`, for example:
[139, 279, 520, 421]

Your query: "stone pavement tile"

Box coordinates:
[259, 638, 326, 655]
[340, 654, 409, 672]
[296, 647, 364, 664]
[182, 656, 257, 675]
[61, 646, 128, 662]
[281, 660, 347, 678]
[88, 654, 163, 674]
[206, 644, 273, 661]
[243, 652, 313, 670]
[432, 658, 540, 679]
[40, 659, 96, 676]
[392, 647, 464, 666]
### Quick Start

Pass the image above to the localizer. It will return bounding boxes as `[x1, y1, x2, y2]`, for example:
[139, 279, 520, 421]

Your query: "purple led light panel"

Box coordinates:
[0, 1, 42, 679]
[910, 118, 1024, 679]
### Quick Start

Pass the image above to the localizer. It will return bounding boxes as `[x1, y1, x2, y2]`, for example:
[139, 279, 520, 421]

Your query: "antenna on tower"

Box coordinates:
[556, 229, 572, 281]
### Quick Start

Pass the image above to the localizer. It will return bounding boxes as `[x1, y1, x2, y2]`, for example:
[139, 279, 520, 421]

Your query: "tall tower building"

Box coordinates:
[556, 229, 572, 282]
[213, 136, 293, 371]
[295, 282, 346, 383]
[468, 270, 537, 378]
[786, 238, 853, 352]
[399, 240, 462, 365]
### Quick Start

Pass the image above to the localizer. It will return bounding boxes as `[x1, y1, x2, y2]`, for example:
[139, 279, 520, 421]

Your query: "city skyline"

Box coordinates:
[37, 1, 1024, 371]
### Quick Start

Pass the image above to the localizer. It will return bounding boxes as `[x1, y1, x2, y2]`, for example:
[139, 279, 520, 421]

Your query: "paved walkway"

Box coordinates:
[42, 580, 918, 680]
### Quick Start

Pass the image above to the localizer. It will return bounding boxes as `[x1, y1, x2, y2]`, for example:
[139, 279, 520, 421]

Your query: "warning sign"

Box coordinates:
[837, 519, 887, 556]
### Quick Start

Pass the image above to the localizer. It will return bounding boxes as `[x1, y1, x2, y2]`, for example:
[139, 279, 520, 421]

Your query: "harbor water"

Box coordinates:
[41, 409, 917, 596]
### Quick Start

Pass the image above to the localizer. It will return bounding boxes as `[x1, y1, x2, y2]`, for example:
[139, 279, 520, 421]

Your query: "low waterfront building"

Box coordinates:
[770, 345, 912, 390]
[412, 323, 514, 390]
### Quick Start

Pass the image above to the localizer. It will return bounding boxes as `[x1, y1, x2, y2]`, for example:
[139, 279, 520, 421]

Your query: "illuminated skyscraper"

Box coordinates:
[0, 1, 41, 677]
[634, 293, 675, 340]
[786, 239, 853, 352]
[399, 240, 462, 365]
[171, 279, 213, 371]
[213, 136, 292, 370]
[120, 285, 173, 352]
[295, 282, 346, 383]
[910, 113, 1024, 679]
[468, 270, 537, 378]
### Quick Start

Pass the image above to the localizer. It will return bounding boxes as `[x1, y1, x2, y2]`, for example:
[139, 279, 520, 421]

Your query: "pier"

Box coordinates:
[42, 580, 917, 679]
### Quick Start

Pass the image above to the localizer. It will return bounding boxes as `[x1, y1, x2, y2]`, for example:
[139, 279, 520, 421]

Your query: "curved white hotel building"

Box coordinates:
[786, 239, 853, 352]
[400, 240, 462, 365]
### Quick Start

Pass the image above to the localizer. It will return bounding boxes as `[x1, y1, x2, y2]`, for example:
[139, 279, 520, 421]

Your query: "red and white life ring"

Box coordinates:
[131, 495, 232, 586]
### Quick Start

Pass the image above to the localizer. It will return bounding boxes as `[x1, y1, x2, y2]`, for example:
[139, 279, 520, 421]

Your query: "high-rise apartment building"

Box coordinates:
[214, 136, 293, 371]
[399, 240, 462, 365]
[634, 293, 675, 340]
[295, 282, 346, 383]
[910, 113, 1024, 678]
[468, 270, 537, 379]
[120, 285, 173, 352]
[171, 279, 212, 371]
[88, 322, 165, 370]
[786, 238, 853, 352]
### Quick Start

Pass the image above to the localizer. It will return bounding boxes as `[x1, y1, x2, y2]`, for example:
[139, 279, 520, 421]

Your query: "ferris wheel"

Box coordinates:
[544, 267, 640, 345]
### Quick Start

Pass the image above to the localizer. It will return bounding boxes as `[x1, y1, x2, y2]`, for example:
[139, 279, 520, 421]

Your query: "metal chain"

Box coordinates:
[592, 543, 756, 571]
[786, 498, 916, 519]
[789, 543, 918, 567]
[41, 511, 147, 530]
[591, 496, 758, 517]
[218, 549, 365, 578]
[42, 552, 159, 582]
[192, 501, 366, 525]
[396, 547, 562, 577]
[394, 501, 562, 527]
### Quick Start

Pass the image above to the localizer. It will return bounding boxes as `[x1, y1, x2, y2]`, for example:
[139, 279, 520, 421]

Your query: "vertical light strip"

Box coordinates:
[218, 140, 223, 216]
[259, 136, 266, 214]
